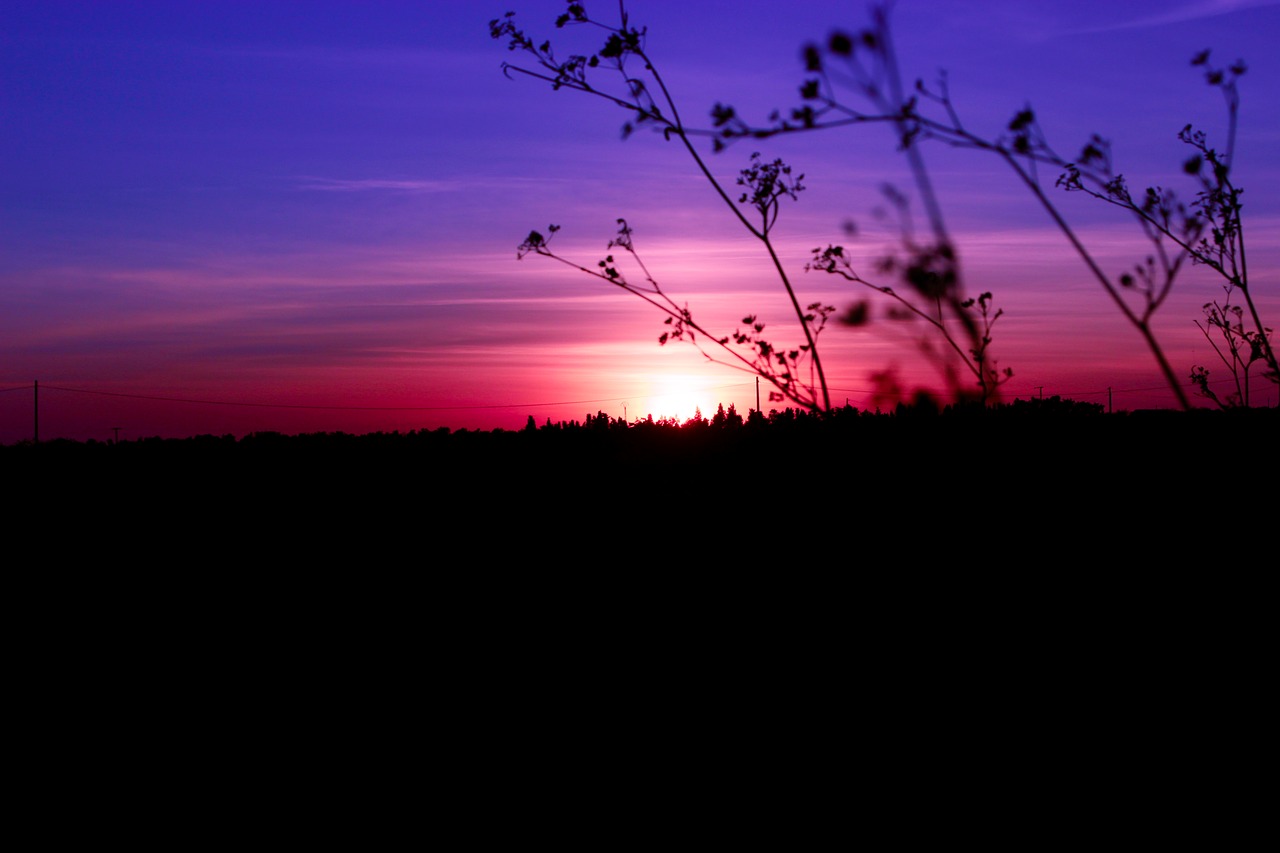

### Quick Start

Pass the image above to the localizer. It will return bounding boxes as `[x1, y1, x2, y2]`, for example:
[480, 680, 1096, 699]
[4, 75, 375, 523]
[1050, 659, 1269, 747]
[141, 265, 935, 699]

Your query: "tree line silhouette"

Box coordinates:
[9, 400, 1274, 543]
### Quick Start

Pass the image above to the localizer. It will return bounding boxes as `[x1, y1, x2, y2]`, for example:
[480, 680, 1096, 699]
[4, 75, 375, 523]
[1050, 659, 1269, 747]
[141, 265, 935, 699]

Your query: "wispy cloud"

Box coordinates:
[295, 177, 467, 193]
[1065, 0, 1280, 35]
[292, 175, 591, 195]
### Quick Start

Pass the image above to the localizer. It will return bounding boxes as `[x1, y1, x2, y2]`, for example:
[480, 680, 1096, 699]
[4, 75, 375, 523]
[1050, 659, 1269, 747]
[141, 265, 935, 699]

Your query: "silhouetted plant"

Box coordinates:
[1053, 52, 1274, 407]
[492, 4, 834, 412]
[709, 7, 1273, 408]
[496, 3, 1275, 410]
[705, 7, 1013, 404]
[518, 217, 835, 412]
[1191, 300, 1271, 408]
[1177, 54, 1275, 406]
[807, 241, 1008, 405]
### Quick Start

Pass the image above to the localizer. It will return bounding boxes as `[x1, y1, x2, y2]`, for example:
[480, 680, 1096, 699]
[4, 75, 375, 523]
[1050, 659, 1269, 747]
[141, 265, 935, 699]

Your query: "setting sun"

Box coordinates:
[643, 374, 718, 422]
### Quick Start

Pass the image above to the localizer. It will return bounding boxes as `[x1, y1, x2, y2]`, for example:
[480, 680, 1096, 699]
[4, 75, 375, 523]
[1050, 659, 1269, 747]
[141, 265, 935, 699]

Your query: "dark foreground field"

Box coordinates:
[10, 403, 1271, 720]
[8, 402, 1276, 549]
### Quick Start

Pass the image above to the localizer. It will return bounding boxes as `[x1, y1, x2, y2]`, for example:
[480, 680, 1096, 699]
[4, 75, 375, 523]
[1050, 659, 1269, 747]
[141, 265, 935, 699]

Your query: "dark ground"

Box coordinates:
[8, 403, 1275, 552]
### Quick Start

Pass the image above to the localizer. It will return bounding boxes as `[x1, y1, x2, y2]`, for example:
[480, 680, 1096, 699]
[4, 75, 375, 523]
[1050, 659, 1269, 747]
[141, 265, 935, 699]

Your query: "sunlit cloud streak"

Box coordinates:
[295, 177, 475, 193]
[1060, 0, 1280, 35]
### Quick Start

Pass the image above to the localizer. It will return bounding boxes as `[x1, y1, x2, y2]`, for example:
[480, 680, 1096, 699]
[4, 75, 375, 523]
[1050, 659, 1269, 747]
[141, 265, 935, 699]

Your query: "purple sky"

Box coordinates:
[4, 0, 1279, 441]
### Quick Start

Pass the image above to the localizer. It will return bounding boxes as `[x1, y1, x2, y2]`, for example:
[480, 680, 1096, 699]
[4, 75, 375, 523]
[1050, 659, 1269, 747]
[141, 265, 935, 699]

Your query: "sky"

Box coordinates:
[3, 0, 1279, 442]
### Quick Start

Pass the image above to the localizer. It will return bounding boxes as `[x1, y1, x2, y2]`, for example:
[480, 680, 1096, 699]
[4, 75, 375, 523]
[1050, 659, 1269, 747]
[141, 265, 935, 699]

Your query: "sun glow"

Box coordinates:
[643, 374, 718, 423]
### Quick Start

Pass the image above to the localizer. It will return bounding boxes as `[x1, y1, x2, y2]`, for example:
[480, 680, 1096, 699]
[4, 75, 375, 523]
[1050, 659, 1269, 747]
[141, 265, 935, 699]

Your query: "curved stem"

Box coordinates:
[762, 235, 830, 410]
[999, 152, 1192, 409]
[535, 247, 822, 410]
[645, 50, 830, 410]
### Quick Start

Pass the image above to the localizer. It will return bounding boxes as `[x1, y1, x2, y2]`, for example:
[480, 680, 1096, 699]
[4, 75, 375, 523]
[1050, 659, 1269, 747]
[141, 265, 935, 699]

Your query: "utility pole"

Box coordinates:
[112, 427, 121, 444]
[33, 380, 38, 444]
[1036, 385, 1044, 399]
[1108, 387, 1113, 414]
[755, 376, 760, 415]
